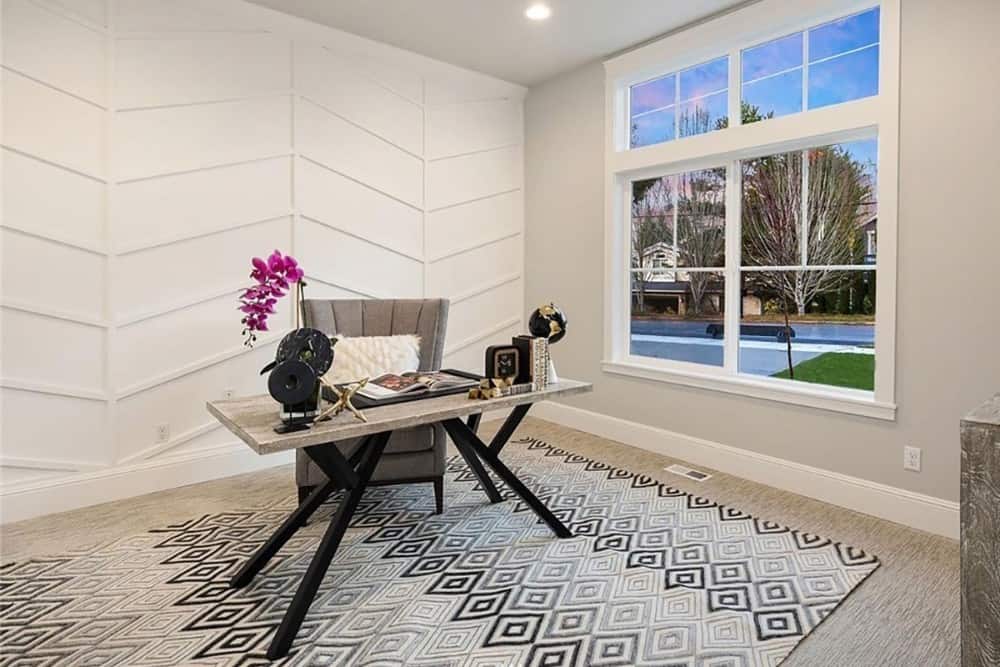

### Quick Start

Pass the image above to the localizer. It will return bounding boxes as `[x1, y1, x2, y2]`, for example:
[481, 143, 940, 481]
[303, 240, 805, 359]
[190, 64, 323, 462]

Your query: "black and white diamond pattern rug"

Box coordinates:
[0, 437, 879, 666]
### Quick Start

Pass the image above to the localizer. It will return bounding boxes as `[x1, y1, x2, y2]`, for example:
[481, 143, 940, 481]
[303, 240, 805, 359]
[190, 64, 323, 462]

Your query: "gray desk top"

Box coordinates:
[207, 379, 592, 455]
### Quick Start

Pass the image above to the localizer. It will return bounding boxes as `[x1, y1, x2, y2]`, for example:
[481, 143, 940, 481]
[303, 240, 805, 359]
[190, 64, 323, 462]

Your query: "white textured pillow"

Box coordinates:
[323, 334, 421, 384]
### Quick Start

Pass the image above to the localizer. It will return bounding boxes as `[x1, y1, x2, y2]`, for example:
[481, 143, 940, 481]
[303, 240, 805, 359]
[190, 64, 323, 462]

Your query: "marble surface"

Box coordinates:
[207, 379, 592, 455]
[961, 393, 1000, 666]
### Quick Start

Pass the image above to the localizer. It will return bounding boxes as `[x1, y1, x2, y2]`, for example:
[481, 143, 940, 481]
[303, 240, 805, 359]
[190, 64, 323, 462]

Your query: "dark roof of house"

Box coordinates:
[633, 280, 724, 294]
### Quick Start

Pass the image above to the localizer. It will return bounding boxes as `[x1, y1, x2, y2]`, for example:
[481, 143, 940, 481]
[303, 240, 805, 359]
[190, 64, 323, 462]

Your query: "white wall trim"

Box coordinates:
[114, 152, 294, 185]
[299, 213, 423, 263]
[532, 400, 959, 539]
[1, 443, 294, 524]
[0, 145, 109, 184]
[0, 378, 109, 402]
[444, 316, 521, 356]
[115, 335, 281, 400]
[451, 272, 522, 306]
[113, 214, 292, 255]
[1, 300, 109, 328]
[428, 229, 521, 264]
[297, 154, 423, 212]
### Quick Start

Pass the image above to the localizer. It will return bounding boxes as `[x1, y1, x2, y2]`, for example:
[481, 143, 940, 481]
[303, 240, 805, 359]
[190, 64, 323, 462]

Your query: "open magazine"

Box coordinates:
[358, 370, 478, 401]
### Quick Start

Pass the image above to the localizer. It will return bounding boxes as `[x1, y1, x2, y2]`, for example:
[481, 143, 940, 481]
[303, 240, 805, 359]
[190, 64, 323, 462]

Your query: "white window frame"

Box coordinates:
[602, 0, 899, 420]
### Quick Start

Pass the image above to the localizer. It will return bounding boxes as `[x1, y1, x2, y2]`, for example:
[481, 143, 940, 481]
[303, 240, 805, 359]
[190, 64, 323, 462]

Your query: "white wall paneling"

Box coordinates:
[113, 157, 292, 251]
[1, 0, 525, 523]
[2, 0, 108, 105]
[296, 157, 422, 261]
[426, 144, 522, 211]
[1, 230, 105, 319]
[114, 33, 291, 109]
[2, 148, 107, 249]
[2, 69, 106, 178]
[296, 218, 423, 299]
[296, 42, 423, 157]
[426, 234, 522, 298]
[112, 216, 292, 321]
[296, 96, 423, 208]
[113, 0, 265, 33]
[114, 95, 291, 181]
[426, 98, 522, 160]
[114, 293, 290, 391]
[1, 388, 110, 469]
[43, 0, 108, 28]
[114, 343, 276, 463]
[445, 281, 522, 352]
[426, 189, 522, 262]
[1, 309, 106, 394]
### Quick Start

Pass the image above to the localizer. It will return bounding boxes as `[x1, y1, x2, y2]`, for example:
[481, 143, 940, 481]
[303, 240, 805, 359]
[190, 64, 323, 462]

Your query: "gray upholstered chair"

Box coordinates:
[297, 298, 450, 513]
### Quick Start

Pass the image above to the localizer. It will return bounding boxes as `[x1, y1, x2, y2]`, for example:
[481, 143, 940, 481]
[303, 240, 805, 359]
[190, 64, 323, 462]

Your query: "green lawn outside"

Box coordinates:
[772, 352, 874, 391]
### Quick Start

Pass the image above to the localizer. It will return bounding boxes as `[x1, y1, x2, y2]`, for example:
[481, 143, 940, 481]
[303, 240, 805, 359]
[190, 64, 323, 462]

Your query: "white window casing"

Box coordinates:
[602, 0, 899, 420]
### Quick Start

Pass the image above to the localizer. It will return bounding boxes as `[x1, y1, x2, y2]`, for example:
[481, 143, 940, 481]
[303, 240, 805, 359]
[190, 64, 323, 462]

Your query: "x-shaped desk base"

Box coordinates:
[230, 403, 572, 660]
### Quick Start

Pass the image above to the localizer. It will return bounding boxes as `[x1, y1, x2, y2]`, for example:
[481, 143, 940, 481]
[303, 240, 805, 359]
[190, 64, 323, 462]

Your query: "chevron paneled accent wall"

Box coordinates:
[0, 0, 525, 522]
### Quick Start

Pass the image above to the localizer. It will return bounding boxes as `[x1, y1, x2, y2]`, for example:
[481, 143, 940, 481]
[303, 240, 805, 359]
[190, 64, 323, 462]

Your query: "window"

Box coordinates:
[605, 0, 898, 418]
[741, 8, 880, 123]
[631, 168, 726, 366]
[630, 56, 729, 148]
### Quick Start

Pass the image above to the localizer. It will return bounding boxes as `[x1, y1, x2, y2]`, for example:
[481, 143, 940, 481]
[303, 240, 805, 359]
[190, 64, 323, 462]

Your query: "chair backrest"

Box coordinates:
[303, 299, 449, 371]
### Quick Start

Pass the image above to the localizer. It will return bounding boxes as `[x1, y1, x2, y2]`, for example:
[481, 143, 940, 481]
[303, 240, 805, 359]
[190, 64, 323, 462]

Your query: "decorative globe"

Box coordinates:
[528, 303, 567, 344]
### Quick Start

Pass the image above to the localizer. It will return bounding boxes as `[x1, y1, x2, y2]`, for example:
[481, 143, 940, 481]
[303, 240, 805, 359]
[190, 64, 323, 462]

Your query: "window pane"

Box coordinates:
[741, 150, 804, 267]
[631, 177, 674, 270]
[680, 56, 728, 102]
[741, 69, 803, 122]
[742, 32, 803, 82]
[677, 168, 726, 268]
[678, 91, 728, 137]
[808, 45, 879, 109]
[629, 57, 727, 148]
[631, 272, 725, 367]
[806, 138, 878, 266]
[809, 8, 880, 62]
[631, 107, 676, 148]
[631, 73, 675, 116]
[738, 270, 875, 390]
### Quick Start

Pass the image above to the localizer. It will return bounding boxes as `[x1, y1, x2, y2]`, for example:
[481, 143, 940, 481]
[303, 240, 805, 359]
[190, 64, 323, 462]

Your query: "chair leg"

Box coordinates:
[297, 485, 315, 505]
[433, 476, 444, 514]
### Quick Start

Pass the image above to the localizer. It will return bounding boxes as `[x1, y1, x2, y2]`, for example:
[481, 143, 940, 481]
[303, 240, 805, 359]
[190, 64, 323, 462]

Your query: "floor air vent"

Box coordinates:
[665, 464, 712, 481]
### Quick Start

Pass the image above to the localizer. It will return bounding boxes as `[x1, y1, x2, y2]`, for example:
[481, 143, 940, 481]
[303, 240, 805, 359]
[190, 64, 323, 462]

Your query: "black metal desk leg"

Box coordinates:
[488, 404, 531, 454]
[466, 413, 482, 434]
[266, 431, 391, 660]
[442, 420, 503, 504]
[231, 479, 336, 589]
[443, 417, 572, 539]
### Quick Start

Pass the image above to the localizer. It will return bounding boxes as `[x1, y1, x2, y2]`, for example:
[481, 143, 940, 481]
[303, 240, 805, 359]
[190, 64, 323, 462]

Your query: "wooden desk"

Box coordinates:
[207, 379, 591, 660]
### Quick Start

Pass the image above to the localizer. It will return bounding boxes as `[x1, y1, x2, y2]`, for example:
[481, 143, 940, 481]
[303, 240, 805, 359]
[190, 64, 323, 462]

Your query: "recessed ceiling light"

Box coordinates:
[525, 3, 552, 21]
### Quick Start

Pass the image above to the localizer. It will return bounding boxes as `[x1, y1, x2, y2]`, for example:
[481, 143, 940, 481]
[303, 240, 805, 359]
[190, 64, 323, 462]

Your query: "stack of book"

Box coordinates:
[512, 335, 550, 390]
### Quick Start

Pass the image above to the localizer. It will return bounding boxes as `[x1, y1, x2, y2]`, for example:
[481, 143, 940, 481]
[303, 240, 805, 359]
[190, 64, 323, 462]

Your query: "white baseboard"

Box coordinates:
[532, 401, 959, 540]
[1, 443, 293, 524]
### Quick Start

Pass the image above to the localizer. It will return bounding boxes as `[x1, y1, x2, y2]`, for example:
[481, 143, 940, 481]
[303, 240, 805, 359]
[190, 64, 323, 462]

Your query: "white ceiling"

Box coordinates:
[246, 0, 747, 87]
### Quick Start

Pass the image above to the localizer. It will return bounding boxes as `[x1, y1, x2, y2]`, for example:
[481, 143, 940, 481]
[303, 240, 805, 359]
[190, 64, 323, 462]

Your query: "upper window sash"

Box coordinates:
[607, 0, 882, 156]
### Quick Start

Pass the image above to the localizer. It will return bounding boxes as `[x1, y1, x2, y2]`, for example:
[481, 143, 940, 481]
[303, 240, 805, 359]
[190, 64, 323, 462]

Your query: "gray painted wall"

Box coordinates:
[524, 0, 1000, 502]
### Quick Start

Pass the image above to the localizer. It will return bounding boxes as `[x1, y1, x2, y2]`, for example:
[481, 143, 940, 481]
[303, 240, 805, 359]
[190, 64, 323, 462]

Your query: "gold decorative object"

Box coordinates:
[316, 377, 369, 423]
[468, 377, 514, 400]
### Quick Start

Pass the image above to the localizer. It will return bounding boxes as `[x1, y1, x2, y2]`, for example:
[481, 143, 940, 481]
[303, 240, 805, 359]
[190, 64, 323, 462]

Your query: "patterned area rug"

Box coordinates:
[0, 437, 879, 666]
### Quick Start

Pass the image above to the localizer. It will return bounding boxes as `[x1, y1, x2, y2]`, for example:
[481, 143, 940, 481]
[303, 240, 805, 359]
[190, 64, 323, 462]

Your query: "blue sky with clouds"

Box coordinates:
[631, 7, 880, 153]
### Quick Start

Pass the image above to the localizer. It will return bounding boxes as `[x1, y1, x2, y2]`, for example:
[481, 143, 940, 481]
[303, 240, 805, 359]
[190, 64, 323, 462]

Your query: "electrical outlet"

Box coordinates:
[903, 446, 921, 472]
[223, 388, 235, 400]
[156, 423, 170, 443]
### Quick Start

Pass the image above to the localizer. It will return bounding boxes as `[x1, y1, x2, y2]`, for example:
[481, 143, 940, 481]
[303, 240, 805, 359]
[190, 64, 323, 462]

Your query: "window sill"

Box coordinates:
[601, 359, 896, 421]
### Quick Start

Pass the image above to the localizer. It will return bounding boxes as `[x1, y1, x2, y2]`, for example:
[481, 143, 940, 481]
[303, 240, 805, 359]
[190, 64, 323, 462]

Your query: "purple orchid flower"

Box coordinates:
[239, 250, 305, 347]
